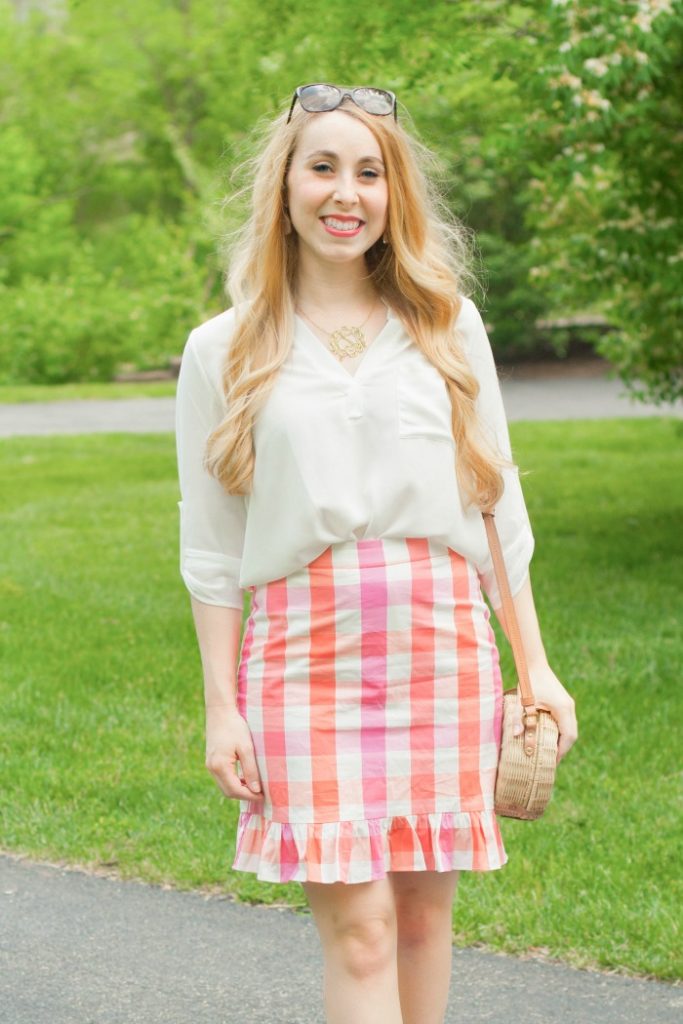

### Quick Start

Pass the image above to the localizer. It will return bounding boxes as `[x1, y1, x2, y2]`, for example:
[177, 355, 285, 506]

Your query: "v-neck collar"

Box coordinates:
[294, 300, 401, 382]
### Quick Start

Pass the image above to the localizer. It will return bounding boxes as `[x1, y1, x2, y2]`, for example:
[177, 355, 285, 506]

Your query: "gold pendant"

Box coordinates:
[328, 325, 367, 361]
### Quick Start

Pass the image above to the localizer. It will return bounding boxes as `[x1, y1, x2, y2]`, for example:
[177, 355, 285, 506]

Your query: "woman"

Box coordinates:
[175, 82, 578, 1024]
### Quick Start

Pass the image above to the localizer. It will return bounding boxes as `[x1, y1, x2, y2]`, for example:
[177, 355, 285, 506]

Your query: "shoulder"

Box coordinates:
[455, 294, 480, 326]
[454, 295, 486, 345]
[454, 295, 494, 365]
[182, 301, 250, 389]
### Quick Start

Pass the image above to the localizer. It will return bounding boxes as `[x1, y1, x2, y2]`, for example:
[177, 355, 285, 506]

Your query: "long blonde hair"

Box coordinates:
[205, 94, 514, 512]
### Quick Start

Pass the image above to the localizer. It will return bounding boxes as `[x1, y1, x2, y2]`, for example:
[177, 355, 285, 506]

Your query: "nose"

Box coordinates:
[333, 173, 359, 205]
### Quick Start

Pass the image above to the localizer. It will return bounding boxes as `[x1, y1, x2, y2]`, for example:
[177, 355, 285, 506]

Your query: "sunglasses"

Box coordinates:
[286, 82, 397, 125]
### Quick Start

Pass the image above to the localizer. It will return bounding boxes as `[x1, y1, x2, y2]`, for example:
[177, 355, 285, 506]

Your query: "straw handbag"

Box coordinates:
[482, 511, 559, 820]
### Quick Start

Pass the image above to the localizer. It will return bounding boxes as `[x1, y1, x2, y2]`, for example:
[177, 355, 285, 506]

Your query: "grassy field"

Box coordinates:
[1, 418, 681, 981]
[0, 381, 177, 403]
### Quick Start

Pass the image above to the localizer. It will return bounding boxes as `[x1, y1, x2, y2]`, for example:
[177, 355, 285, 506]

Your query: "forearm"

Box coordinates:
[189, 595, 244, 708]
[490, 571, 549, 671]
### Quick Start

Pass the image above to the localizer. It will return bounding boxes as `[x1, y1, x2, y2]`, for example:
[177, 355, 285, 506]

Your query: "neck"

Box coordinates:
[294, 250, 378, 314]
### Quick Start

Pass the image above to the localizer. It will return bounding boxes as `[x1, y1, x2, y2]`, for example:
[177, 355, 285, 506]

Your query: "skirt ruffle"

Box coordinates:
[232, 808, 508, 885]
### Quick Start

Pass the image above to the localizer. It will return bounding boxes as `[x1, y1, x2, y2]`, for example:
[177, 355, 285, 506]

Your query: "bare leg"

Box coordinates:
[301, 877, 403, 1024]
[388, 870, 460, 1024]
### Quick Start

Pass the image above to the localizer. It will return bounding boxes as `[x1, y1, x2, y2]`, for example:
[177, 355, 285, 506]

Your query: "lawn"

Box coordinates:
[1, 418, 681, 981]
[0, 381, 177, 403]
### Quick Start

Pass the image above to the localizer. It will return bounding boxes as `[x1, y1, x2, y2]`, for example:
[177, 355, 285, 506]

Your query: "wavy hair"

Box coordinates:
[204, 93, 514, 512]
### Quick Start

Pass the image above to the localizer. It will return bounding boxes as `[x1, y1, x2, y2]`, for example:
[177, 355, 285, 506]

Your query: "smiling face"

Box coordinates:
[285, 109, 389, 270]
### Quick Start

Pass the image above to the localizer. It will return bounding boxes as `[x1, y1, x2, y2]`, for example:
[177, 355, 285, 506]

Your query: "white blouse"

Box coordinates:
[175, 296, 535, 611]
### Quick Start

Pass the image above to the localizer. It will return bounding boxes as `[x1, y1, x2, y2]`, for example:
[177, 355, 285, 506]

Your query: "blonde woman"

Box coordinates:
[175, 82, 578, 1024]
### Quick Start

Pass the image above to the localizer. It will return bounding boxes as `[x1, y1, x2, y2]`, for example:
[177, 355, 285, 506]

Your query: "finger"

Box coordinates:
[555, 709, 578, 764]
[210, 759, 247, 799]
[511, 696, 524, 737]
[236, 746, 262, 795]
[207, 754, 260, 800]
[228, 763, 255, 797]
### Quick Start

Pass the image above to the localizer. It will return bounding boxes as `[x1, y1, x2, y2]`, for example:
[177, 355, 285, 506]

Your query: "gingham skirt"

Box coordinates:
[232, 537, 507, 885]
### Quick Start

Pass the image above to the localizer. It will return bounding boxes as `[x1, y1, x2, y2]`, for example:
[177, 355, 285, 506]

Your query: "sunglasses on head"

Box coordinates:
[286, 82, 398, 125]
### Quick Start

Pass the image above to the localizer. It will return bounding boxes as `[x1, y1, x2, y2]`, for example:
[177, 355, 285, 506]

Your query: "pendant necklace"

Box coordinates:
[296, 298, 378, 362]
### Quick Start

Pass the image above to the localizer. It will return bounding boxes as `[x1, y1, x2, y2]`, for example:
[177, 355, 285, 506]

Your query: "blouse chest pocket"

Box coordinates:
[396, 359, 455, 445]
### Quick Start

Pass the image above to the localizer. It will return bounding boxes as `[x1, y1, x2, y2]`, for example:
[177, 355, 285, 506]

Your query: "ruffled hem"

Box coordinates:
[232, 809, 508, 884]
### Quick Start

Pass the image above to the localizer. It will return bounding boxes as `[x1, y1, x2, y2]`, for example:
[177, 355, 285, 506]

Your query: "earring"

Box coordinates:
[381, 233, 389, 246]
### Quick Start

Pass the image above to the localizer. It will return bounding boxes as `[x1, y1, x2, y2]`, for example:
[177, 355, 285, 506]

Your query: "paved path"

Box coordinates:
[498, 371, 682, 422]
[2, 851, 681, 1024]
[0, 369, 681, 437]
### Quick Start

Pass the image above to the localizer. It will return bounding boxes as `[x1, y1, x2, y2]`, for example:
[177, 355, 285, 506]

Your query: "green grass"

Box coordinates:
[0, 381, 177, 403]
[1, 419, 681, 981]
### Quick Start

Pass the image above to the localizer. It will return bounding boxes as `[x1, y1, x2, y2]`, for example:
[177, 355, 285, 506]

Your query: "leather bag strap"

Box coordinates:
[481, 510, 540, 753]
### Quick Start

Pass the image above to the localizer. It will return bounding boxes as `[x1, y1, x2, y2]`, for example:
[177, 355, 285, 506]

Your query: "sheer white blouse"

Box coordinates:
[175, 296, 535, 611]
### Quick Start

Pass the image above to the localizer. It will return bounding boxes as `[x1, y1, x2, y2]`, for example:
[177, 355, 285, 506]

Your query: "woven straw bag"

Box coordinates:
[482, 511, 560, 820]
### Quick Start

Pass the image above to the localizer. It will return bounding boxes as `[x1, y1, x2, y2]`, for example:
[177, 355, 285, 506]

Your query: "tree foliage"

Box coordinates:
[0, 0, 680, 399]
[515, 0, 683, 403]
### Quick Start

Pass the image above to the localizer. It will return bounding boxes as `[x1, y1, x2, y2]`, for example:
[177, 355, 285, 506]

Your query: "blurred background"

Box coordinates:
[1, 0, 680, 402]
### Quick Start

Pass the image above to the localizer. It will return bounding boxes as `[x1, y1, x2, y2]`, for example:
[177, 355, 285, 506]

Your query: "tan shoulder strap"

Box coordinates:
[481, 511, 540, 750]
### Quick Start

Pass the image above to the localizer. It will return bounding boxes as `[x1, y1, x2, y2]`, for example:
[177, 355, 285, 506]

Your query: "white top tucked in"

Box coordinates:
[175, 296, 535, 611]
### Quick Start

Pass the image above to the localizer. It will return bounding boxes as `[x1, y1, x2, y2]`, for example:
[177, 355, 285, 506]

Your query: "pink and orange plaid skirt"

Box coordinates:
[232, 537, 507, 885]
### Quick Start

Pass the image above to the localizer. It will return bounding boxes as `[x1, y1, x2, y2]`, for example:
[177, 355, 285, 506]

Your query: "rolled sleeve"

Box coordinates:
[460, 298, 536, 608]
[477, 518, 534, 609]
[175, 329, 247, 610]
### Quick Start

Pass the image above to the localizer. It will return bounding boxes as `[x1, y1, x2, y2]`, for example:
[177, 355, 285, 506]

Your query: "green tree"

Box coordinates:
[0, 0, 558, 381]
[516, 0, 683, 403]
[3, 0, 678, 394]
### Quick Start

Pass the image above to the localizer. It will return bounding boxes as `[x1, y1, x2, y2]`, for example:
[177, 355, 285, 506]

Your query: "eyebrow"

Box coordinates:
[305, 149, 385, 165]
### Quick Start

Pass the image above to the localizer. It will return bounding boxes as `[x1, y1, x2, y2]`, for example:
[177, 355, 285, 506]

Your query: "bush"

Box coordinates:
[0, 217, 209, 385]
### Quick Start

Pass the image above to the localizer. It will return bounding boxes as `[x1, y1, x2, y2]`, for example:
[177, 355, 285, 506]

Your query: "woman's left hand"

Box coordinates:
[510, 661, 578, 765]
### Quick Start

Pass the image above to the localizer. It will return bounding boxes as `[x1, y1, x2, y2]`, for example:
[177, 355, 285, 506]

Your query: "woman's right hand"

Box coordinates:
[204, 705, 263, 800]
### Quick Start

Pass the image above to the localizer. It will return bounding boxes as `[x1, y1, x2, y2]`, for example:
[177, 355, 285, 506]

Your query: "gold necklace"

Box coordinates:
[296, 298, 378, 361]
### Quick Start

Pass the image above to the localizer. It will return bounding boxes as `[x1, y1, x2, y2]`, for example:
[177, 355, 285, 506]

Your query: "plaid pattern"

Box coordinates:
[232, 537, 507, 884]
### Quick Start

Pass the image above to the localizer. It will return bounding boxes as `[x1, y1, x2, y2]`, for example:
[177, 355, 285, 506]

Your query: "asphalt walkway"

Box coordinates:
[2, 850, 681, 1024]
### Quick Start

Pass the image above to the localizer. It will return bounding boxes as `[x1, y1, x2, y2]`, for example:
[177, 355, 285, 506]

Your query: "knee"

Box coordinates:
[333, 914, 396, 980]
[397, 904, 448, 948]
